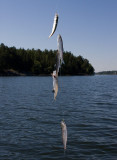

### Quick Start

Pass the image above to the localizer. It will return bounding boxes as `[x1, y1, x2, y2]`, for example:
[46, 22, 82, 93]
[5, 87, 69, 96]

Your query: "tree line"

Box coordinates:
[0, 43, 95, 76]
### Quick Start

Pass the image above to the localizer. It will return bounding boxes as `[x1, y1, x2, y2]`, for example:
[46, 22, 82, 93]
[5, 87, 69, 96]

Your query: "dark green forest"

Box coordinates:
[0, 43, 94, 76]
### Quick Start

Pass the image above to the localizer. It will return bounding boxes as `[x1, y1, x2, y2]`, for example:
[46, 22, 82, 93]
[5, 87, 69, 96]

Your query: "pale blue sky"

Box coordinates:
[0, 0, 117, 72]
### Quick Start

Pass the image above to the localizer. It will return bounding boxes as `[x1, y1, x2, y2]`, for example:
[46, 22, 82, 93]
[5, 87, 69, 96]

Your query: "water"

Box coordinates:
[0, 76, 117, 160]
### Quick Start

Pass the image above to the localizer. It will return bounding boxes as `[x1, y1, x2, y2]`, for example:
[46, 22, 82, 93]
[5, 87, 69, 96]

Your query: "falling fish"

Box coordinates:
[52, 70, 58, 100]
[57, 34, 64, 65]
[61, 120, 67, 150]
[49, 13, 59, 38]
[55, 50, 61, 73]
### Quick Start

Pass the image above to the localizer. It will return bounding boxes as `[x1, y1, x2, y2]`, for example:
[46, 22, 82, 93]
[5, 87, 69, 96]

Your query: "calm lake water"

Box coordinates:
[0, 76, 117, 160]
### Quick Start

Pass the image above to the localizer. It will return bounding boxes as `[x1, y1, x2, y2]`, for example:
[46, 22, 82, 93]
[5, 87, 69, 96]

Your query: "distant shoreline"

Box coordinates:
[96, 71, 117, 75]
[0, 69, 94, 76]
[1, 69, 117, 76]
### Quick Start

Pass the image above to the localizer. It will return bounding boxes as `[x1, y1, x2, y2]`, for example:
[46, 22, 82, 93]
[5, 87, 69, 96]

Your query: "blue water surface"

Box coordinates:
[0, 75, 117, 160]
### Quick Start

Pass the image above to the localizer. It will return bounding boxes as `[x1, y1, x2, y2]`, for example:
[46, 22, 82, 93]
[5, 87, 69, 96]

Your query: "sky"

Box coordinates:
[0, 0, 117, 72]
